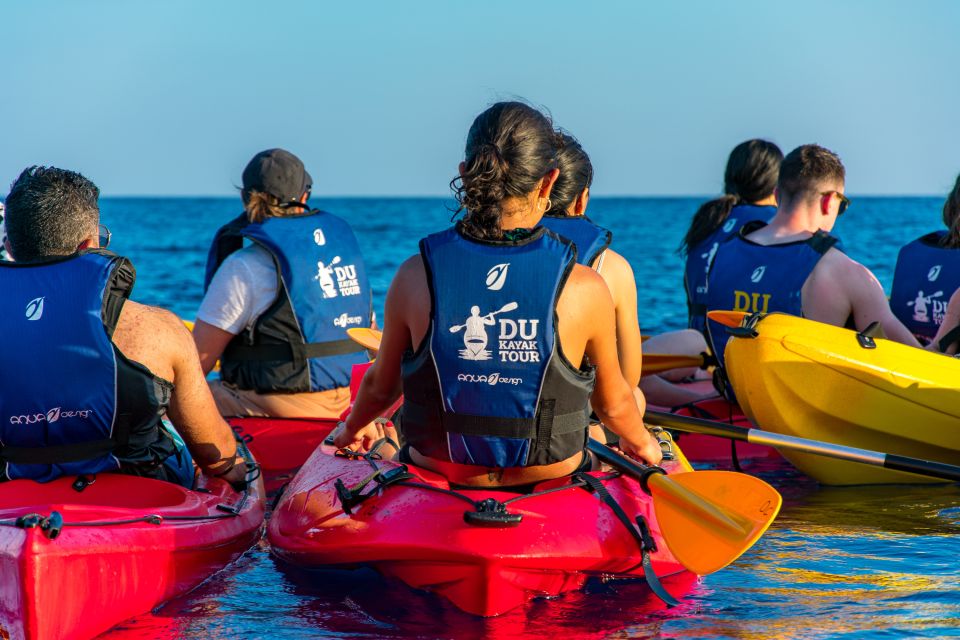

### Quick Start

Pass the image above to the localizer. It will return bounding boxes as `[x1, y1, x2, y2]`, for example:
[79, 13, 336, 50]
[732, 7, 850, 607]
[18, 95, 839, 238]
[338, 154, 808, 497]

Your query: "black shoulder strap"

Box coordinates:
[101, 255, 136, 339]
[204, 213, 251, 290]
[807, 230, 839, 255]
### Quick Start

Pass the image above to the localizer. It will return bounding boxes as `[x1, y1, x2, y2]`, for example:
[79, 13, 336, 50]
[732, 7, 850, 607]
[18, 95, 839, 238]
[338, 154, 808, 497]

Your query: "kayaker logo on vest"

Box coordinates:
[723, 218, 738, 233]
[314, 257, 361, 299]
[313, 228, 326, 246]
[928, 265, 942, 282]
[450, 301, 540, 363]
[485, 263, 510, 291]
[750, 266, 766, 283]
[25, 296, 44, 321]
[909, 289, 944, 324]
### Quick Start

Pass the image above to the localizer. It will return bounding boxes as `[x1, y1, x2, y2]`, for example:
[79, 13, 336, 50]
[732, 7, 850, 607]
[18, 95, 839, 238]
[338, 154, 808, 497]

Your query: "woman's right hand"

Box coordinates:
[617, 428, 663, 466]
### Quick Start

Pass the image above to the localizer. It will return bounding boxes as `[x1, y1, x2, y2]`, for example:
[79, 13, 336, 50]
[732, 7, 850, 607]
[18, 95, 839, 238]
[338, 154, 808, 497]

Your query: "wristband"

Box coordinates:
[208, 453, 239, 478]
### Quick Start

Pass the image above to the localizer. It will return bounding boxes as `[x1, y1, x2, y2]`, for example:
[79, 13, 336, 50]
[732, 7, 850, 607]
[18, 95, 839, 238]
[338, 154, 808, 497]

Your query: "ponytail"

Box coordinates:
[940, 173, 960, 249]
[242, 189, 302, 224]
[451, 102, 558, 240]
[680, 195, 740, 255]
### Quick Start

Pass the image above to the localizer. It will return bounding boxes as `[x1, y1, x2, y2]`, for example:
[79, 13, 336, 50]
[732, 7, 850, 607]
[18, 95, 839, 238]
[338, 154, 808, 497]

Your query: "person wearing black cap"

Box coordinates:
[193, 149, 374, 418]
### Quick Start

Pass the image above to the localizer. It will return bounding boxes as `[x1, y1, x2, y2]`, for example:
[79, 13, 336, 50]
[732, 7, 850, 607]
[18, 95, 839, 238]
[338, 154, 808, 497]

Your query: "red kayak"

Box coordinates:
[268, 439, 698, 617]
[0, 470, 264, 640]
[650, 380, 780, 466]
[228, 417, 337, 493]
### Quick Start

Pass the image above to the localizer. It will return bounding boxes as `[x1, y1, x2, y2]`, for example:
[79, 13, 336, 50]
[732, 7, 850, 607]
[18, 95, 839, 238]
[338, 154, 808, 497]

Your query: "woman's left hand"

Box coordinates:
[332, 420, 386, 453]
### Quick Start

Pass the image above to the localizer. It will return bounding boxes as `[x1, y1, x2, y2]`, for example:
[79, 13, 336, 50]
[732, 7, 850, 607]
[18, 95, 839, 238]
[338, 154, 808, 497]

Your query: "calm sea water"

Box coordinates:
[95, 197, 959, 639]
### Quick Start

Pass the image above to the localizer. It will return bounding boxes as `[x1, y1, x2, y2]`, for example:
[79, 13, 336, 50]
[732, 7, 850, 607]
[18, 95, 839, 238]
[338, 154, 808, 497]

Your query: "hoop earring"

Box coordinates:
[542, 198, 552, 212]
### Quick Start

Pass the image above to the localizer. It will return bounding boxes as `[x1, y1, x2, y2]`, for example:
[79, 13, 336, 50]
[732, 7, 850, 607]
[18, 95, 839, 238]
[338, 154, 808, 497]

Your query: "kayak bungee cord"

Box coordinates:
[328, 428, 685, 605]
[0, 432, 262, 540]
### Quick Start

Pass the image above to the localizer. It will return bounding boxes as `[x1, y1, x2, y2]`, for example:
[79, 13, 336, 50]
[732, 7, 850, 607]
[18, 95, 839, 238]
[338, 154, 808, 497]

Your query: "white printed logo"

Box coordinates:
[928, 265, 942, 282]
[9, 407, 92, 425]
[701, 243, 719, 273]
[333, 313, 363, 328]
[314, 257, 362, 299]
[25, 297, 44, 321]
[750, 266, 766, 283]
[723, 218, 738, 233]
[457, 372, 522, 386]
[485, 263, 510, 291]
[449, 301, 540, 363]
[313, 229, 326, 246]
[909, 289, 944, 323]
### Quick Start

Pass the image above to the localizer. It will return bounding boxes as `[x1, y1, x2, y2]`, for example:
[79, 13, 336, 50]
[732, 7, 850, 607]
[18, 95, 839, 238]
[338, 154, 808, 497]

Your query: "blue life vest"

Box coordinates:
[0, 251, 177, 482]
[685, 204, 777, 335]
[539, 214, 612, 267]
[401, 224, 595, 468]
[889, 231, 960, 344]
[205, 211, 373, 393]
[705, 222, 838, 375]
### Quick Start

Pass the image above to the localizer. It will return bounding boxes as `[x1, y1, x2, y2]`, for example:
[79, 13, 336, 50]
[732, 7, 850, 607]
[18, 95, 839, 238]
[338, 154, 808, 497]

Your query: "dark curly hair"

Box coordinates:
[547, 132, 593, 216]
[450, 102, 559, 239]
[680, 139, 782, 254]
[4, 166, 100, 263]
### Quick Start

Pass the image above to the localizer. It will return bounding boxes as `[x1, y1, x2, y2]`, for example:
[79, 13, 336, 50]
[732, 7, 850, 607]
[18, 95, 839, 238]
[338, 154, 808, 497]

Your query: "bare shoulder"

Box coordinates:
[114, 301, 195, 379]
[563, 263, 613, 301]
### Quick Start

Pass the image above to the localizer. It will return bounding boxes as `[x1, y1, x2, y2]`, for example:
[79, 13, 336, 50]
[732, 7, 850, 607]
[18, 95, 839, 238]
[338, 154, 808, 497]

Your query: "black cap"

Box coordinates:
[241, 148, 313, 204]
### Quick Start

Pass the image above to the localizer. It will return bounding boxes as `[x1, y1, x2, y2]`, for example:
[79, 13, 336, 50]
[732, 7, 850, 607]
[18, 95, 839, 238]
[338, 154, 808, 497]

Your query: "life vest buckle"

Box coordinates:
[463, 498, 523, 528]
[725, 311, 762, 339]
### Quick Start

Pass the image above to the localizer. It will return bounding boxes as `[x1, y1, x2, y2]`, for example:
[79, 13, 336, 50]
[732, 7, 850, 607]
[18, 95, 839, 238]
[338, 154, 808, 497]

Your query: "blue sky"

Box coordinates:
[2, 1, 958, 196]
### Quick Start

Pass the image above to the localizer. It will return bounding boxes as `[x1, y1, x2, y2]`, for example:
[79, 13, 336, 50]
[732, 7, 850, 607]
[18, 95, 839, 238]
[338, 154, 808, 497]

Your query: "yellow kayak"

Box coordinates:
[712, 311, 960, 485]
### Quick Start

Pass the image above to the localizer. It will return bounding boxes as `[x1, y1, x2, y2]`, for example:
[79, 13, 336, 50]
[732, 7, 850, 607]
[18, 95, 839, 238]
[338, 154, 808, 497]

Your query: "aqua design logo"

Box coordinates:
[928, 265, 942, 282]
[9, 407, 92, 425]
[457, 373, 522, 385]
[485, 263, 510, 291]
[750, 266, 766, 283]
[333, 313, 363, 328]
[25, 297, 44, 321]
[313, 228, 326, 246]
[908, 289, 943, 323]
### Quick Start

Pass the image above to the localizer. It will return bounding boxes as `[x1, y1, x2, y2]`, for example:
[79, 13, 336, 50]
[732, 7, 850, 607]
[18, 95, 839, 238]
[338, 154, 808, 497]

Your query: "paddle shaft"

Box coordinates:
[449, 302, 517, 332]
[645, 409, 960, 483]
[587, 439, 749, 537]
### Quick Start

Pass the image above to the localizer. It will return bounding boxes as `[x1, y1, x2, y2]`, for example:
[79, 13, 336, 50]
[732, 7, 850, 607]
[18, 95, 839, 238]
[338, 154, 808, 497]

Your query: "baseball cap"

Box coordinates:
[242, 149, 313, 204]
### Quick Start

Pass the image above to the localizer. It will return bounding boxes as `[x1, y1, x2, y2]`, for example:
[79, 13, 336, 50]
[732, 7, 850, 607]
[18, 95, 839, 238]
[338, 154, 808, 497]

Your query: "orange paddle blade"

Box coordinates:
[649, 470, 781, 575]
[641, 353, 705, 376]
[347, 327, 383, 352]
[706, 310, 749, 328]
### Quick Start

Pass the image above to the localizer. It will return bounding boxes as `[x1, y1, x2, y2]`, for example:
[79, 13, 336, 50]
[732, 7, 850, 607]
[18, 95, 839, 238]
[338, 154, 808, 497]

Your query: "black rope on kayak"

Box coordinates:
[575, 472, 680, 607]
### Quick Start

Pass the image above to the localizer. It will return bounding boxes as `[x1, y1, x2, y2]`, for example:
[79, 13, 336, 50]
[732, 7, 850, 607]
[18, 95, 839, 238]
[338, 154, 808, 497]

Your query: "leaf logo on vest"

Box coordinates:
[25, 297, 45, 321]
[449, 301, 539, 363]
[723, 218, 738, 234]
[928, 265, 942, 282]
[333, 313, 363, 328]
[485, 263, 510, 291]
[750, 266, 766, 283]
[314, 256, 361, 299]
[9, 407, 92, 425]
[313, 228, 326, 246]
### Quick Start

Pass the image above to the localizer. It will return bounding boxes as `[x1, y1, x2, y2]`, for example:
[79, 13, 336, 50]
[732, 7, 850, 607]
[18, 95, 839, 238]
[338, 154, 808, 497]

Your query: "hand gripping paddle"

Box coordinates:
[588, 439, 782, 575]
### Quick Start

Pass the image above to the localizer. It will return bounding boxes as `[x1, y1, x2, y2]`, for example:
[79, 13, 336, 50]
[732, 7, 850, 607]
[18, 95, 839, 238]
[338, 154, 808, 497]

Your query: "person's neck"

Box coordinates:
[499, 198, 542, 231]
[751, 194, 777, 207]
[757, 205, 825, 242]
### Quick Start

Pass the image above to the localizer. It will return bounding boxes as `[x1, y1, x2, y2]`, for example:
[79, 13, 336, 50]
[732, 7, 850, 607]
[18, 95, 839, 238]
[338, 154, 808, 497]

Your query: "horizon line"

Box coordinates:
[86, 193, 945, 200]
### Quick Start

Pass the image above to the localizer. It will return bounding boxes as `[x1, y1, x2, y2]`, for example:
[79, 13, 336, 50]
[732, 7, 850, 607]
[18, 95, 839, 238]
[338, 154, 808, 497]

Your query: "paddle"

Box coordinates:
[644, 409, 960, 483]
[347, 327, 383, 353]
[588, 439, 781, 575]
[641, 353, 706, 376]
[449, 302, 519, 332]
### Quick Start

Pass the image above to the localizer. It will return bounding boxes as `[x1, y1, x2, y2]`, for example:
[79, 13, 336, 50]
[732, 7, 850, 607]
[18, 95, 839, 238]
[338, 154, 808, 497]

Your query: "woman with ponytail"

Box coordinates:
[334, 102, 662, 487]
[891, 173, 960, 345]
[682, 140, 783, 336]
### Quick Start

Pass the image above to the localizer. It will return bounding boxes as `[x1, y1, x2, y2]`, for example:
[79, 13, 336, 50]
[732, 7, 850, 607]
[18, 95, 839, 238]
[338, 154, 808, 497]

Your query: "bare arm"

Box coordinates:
[191, 319, 236, 375]
[804, 250, 921, 347]
[930, 288, 960, 354]
[577, 270, 661, 465]
[161, 315, 247, 486]
[600, 250, 643, 387]
[334, 256, 422, 449]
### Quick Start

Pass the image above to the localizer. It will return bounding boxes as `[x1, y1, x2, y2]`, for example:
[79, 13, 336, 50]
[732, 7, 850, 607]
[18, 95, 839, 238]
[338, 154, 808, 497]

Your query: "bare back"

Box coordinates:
[592, 249, 642, 386]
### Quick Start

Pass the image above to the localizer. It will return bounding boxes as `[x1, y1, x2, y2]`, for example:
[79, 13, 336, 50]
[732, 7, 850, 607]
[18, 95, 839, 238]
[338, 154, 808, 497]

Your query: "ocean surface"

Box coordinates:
[94, 197, 959, 639]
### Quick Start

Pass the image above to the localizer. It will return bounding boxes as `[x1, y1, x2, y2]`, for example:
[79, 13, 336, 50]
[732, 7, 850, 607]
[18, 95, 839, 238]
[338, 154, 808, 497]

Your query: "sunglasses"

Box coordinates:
[821, 191, 851, 216]
[98, 223, 112, 249]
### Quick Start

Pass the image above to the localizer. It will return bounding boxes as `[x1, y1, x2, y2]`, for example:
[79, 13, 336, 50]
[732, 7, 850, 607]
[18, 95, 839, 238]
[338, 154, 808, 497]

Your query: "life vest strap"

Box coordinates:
[0, 439, 118, 465]
[403, 399, 587, 439]
[223, 339, 366, 361]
